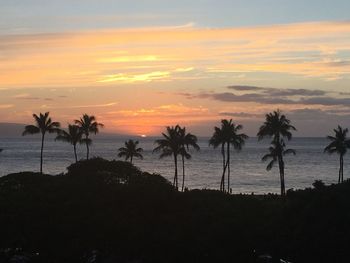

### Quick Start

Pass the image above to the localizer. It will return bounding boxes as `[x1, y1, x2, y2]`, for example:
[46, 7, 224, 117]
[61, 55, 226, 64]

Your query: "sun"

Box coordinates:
[140, 134, 147, 138]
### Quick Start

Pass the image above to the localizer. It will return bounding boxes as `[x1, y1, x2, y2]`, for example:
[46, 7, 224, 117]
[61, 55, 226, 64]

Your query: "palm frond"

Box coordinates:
[22, 125, 40, 136]
[266, 160, 275, 171]
[284, 148, 296, 156]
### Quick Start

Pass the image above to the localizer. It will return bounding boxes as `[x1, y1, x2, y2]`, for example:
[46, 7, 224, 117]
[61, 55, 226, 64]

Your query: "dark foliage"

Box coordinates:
[0, 159, 349, 262]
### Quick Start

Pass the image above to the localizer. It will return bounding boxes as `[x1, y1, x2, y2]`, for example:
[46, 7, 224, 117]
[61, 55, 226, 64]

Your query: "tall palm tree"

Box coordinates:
[22, 112, 60, 173]
[209, 120, 248, 193]
[225, 120, 248, 193]
[55, 124, 83, 163]
[324, 125, 350, 183]
[209, 126, 227, 191]
[177, 126, 200, 192]
[257, 110, 296, 196]
[118, 139, 144, 164]
[153, 126, 182, 190]
[262, 139, 296, 194]
[75, 114, 104, 160]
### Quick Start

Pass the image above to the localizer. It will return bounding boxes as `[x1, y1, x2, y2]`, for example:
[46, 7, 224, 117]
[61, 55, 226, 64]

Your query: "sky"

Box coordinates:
[1, 0, 350, 136]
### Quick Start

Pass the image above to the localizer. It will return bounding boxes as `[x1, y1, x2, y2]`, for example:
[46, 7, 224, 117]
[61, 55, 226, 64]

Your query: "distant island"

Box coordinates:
[0, 157, 349, 263]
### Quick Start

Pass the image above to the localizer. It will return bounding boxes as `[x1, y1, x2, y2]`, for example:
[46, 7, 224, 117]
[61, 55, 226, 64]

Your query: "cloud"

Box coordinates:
[1, 21, 350, 88]
[0, 104, 14, 109]
[13, 93, 39, 100]
[218, 112, 263, 118]
[300, 97, 350, 106]
[228, 85, 267, 91]
[185, 85, 350, 107]
[48, 102, 118, 109]
[98, 71, 171, 83]
[228, 85, 327, 96]
[267, 89, 327, 96]
[288, 108, 350, 122]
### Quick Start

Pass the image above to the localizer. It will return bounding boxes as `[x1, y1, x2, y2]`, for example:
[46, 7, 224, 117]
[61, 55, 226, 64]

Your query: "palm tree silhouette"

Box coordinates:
[324, 125, 350, 183]
[257, 110, 296, 196]
[55, 124, 83, 163]
[262, 138, 296, 185]
[209, 125, 227, 191]
[75, 114, 104, 160]
[209, 120, 248, 193]
[153, 126, 182, 190]
[22, 112, 60, 173]
[177, 126, 200, 192]
[118, 139, 144, 164]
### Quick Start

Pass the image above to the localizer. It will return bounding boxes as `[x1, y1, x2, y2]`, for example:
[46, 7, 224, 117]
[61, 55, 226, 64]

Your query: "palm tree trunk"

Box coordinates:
[339, 158, 341, 183]
[227, 143, 231, 193]
[174, 154, 178, 190]
[130, 155, 133, 164]
[278, 155, 285, 196]
[73, 144, 78, 163]
[220, 143, 226, 192]
[342, 155, 344, 183]
[86, 135, 89, 160]
[181, 154, 185, 192]
[340, 155, 344, 183]
[40, 133, 45, 174]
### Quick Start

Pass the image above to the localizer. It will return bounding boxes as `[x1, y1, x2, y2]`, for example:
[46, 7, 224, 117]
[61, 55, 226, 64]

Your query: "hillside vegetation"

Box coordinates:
[0, 158, 349, 262]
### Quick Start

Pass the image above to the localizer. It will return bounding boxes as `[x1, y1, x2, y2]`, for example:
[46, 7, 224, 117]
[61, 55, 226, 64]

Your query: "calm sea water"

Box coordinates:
[0, 136, 348, 194]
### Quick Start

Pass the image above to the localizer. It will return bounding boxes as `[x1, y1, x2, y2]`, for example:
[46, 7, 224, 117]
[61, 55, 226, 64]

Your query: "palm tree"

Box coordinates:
[22, 112, 60, 173]
[209, 126, 227, 191]
[257, 110, 296, 196]
[209, 120, 248, 193]
[55, 124, 83, 163]
[118, 139, 144, 164]
[225, 120, 248, 193]
[153, 126, 182, 190]
[262, 139, 296, 192]
[324, 125, 350, 183]
[75, 114, 104, 160]
[177, 126, 200, 192]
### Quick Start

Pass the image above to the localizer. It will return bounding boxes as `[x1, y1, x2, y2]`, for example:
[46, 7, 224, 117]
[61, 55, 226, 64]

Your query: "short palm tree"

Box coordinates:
[118, 139, 143, 164]
[22, 112, 60, 173]
[55, 124, 83, 163]
[324, 125, 350, 183]
[262, 139, 296, 193]
[75, 114, 104, 160]
[257, 110, 296, 196]
[177, 126, 200, 192]
[153, 126, 182, 190]
[209, 120, 248, 193]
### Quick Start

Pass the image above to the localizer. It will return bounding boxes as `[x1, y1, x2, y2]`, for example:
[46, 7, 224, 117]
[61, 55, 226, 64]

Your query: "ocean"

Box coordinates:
[0, 136, 348, 194]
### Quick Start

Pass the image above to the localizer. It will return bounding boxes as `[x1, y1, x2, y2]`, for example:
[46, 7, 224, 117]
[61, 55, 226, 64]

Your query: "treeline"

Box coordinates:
[0, 158, 350, 262]
[4, 109, 349, 195]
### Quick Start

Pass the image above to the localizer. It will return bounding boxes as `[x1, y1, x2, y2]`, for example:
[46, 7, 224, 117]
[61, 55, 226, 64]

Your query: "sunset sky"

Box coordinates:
[1, 0, 350, 136]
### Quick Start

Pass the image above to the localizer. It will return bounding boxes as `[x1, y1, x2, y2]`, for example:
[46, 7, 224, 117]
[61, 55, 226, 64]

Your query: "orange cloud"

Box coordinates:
[1, 21, 350, 88]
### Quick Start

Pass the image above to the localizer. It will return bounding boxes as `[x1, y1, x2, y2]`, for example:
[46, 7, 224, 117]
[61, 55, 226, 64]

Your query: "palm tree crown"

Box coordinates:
[324, 125, 350, 183]
[257, 110, 296, 141]
[22, 112, 60, 173]
[118, 139, 143, 164]
[56, 124, 83, 162]
[177, 126, 200, 191]
[262, 139, 296, 171]
[209, 119, 248, 193]
[75, 114, 104, 159]
[153, 126, 183, 189]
